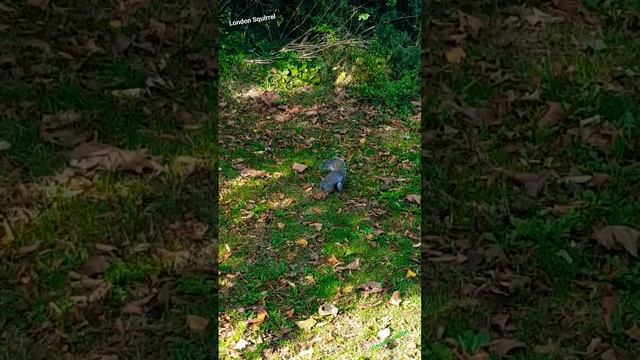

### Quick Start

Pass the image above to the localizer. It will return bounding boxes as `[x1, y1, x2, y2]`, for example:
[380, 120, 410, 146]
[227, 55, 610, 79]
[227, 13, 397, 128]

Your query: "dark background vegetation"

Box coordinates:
[423, 0, 640, 359]
[1, 1, 217, 359]
[219, 0, 420, 110]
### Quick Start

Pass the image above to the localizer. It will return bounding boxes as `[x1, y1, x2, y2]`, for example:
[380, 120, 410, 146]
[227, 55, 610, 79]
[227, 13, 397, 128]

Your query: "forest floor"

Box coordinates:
[1, 2, 216, 359]
[424, 1, 640, 359]
[217, 55, 421, 359]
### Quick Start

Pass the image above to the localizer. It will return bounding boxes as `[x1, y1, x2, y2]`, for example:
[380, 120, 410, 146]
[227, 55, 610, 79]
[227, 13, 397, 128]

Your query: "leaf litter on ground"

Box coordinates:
[318, 303, 339, 317]
[592, 225, 639, 257]
[69, 142, 165, 174]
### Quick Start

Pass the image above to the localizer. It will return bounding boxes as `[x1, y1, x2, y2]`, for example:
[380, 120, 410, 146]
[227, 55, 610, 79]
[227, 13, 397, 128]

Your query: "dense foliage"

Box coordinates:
[219, 0, 420, 111]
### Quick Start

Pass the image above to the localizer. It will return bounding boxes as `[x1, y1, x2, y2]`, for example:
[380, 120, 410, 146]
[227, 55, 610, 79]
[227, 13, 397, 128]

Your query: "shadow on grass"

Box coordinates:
[0, 165, 217, 359]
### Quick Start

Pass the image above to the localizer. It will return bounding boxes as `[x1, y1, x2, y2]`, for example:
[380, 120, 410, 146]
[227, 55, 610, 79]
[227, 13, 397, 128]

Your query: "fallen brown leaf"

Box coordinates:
[345, 258, 360, 270]
[523, 8, 563, 26]
[600, 348, 618, 360]
[538, 102, 565, 128]
[460, 103, 499, 126]
[122, 302, 144, 315]
[111, 88, 144, 98]
[458, 11, 484, 38]
[88, 283, 111, 303]
[445, 47, 466, 64]
[625, 324, 640, 342]
[292, 163, 307, 173]
[247, 309, 267, 330]
[16, 242, 41, 256]
[586, 337, 602, 354]
[601, 296, 618, 333]
[257, 91, 279, 107]
[240, 168, 269, 178]
[0, 3, 17, 12]
[314, 190, 328, 200]
[489, 338, 525, 356]
[173, 156, 205, 176]
[405, 194, 421, 204]
[0, 219, 14, 246]
[77, 256, 110, 277]
[95, 244, 117, 253]
[592, 225, 639, 257]
[510, 170, 553, 197]
[318, 303, 339, 317]
[360, 281, 384, 295]
[310, 222, 323, 231]
[285, 308, 294, 319]
[534, 339, 557, 354]
[497, 273, 530, 292]
[490, 313, 510, 332]
[470, 350, 490, 360]
[69, 143, 165, 174]
[326, 255, 340, 267]
[551, 202, 585, 215]
[167, 220, 209, 242]
[389, 291, 402, 306]
[581, 122, 619, 151]
[186, 315, 209, 333]
[26, 0, 49, 9]
[563, 175, 592, 184]
[40, 111, 88, 149]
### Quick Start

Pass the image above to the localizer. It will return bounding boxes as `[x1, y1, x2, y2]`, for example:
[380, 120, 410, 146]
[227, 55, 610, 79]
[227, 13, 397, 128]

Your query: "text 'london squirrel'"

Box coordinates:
[229, 13, 276, 26]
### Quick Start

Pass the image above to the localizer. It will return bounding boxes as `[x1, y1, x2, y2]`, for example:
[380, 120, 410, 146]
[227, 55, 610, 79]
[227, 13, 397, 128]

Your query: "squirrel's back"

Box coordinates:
[321, 158, 346, 174]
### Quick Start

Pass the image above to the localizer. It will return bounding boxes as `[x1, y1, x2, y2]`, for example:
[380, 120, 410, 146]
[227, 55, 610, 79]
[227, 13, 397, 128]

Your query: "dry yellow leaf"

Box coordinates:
[326, 255, 339, 267]
[1, 219, 14, 246]
[406, 269, 417, 278]
[186, 315, 209, 333]
[405, 194, 421, 204]
[445, 47, 466, 64]
[292, 163, 308, 173]
[247, 309, 268, 331]
[285, 308, 295, 318]
[111, 88, 144, 98]
[389, 290, 402, 306]
[296, 238, 308, 247]
[295, 317, 317, 331]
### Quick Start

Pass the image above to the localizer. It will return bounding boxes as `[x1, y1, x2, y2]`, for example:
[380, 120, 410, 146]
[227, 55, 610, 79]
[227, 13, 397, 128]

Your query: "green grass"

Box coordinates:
[218, 31, 421, 357]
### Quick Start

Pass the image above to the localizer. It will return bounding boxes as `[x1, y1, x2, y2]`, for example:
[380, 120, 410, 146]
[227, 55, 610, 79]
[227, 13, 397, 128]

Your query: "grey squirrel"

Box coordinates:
[319, 158, 346, 193]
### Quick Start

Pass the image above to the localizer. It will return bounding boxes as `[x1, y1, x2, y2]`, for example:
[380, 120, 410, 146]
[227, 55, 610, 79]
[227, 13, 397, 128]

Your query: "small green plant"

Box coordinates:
[268, 54, 322, 92]
[457, 329, 490, 355]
